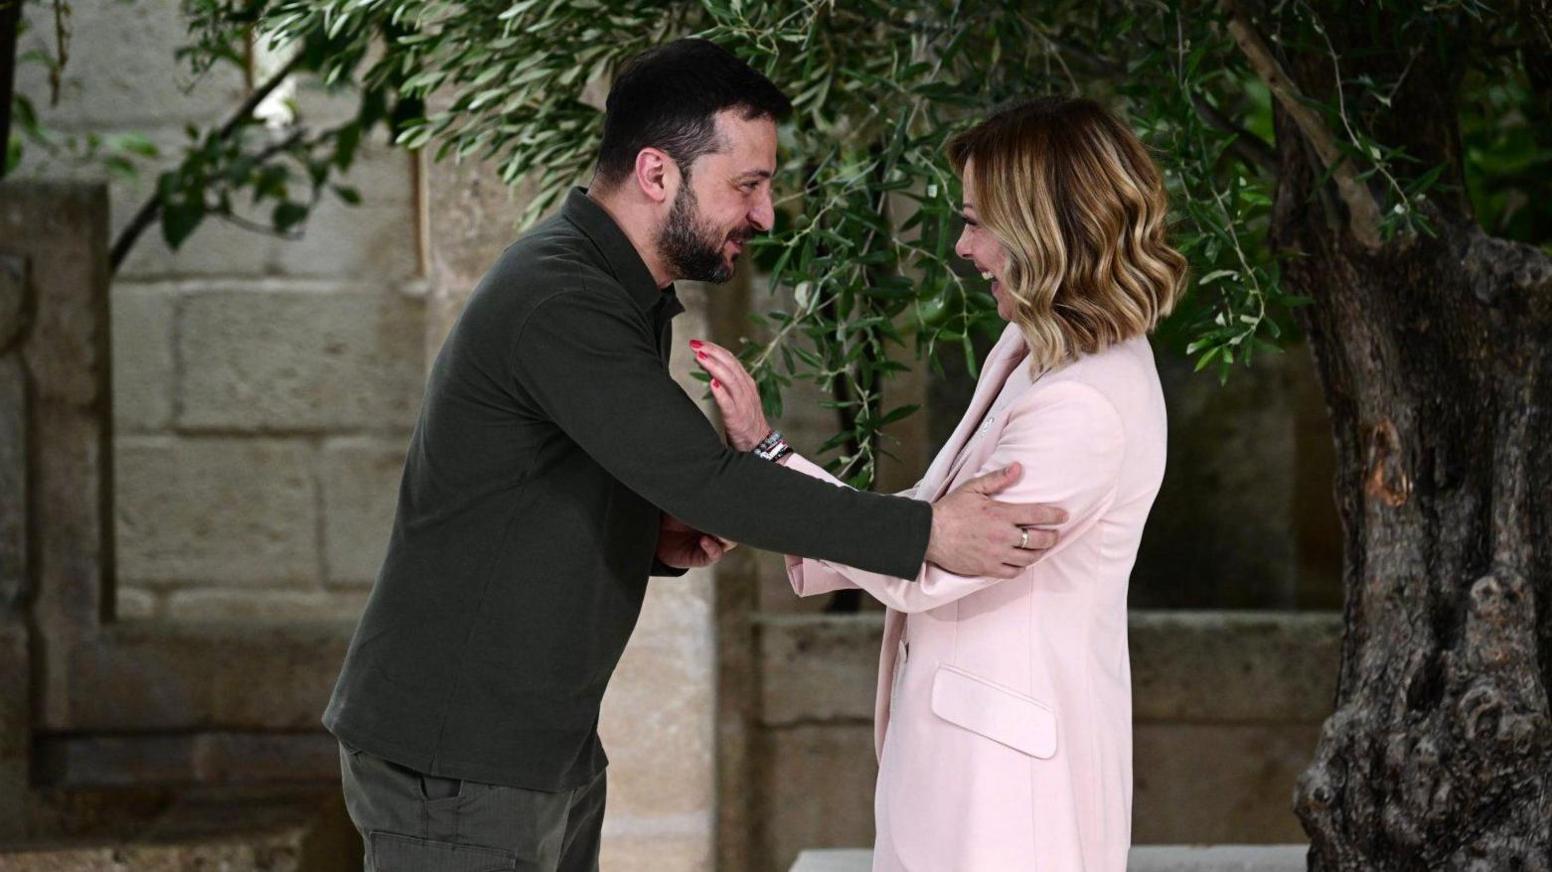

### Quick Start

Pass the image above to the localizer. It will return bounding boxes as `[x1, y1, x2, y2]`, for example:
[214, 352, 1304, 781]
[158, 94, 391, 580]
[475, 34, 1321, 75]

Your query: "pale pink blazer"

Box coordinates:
[783, 323, 1167, 871]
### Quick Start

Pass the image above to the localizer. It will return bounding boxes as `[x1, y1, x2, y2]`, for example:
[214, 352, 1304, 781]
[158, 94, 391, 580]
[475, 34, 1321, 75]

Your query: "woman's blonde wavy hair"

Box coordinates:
[947, 98, 1188, 373]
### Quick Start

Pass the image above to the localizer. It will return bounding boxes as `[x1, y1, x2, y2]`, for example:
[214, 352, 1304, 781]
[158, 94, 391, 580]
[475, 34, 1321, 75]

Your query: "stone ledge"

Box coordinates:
[757, 610, 1341, 726]
[0, 787, 357, 871]
[791, 845, 1308, 872]
[34, 733, 342, 790]
[43, 620, 353, 733]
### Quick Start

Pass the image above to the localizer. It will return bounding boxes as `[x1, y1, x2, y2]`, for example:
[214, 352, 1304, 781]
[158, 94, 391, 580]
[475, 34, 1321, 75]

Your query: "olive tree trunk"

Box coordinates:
[1271, 9, 1552, 869]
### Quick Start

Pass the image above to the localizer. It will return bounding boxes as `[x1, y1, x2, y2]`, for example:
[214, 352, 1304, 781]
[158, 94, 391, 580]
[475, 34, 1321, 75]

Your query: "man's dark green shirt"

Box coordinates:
[323, 189, 932, 791]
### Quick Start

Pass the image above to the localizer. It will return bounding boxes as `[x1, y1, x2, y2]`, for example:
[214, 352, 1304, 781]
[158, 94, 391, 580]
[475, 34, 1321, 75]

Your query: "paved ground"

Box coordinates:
[792, 845, 1309, 871]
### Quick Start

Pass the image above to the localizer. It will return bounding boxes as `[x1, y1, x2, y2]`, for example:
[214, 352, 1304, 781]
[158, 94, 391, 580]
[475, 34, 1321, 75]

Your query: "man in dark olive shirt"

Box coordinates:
[326, 38, 1065, 872]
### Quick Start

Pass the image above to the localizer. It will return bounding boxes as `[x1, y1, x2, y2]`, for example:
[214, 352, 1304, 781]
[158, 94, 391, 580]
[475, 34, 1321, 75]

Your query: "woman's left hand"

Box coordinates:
[690, 339, 770, 452]
[656, 513, 735, 569]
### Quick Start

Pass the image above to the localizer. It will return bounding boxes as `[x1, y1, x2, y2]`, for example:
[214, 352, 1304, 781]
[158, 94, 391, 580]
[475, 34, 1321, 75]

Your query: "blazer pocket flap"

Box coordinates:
[930, 665, 1058, 759]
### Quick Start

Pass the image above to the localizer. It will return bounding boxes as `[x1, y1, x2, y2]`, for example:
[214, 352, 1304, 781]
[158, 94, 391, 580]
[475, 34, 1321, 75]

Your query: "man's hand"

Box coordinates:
[656, 514, 736, 569]
[926, 463, 1067, 578]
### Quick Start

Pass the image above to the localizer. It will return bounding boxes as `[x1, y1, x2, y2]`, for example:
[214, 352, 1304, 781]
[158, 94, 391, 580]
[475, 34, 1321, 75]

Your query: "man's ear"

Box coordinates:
[633, 147, 676, 205]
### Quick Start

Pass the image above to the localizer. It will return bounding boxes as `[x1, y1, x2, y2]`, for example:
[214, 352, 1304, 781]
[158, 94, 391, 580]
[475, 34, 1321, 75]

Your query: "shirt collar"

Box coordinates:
[562, 187, 677, 315]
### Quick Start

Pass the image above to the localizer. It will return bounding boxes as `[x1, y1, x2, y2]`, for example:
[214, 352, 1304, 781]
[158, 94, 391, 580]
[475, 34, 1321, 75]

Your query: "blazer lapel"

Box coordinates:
[917, 323, 1028, 503]
[876, 324, 1027, 758]
[874, 609, 907, 759]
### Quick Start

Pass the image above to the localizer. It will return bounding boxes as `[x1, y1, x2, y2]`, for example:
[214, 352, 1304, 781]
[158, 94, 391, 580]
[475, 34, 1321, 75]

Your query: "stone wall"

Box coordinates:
[1133, 341, 1342, 610]
[13, 0, 423, 623]
[749, 612, 1338, 872]
[11, 4, 721, 868]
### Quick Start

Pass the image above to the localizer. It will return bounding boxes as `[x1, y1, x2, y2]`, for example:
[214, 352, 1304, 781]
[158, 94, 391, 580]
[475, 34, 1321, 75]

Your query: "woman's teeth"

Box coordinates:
[980, 271, 995, 280]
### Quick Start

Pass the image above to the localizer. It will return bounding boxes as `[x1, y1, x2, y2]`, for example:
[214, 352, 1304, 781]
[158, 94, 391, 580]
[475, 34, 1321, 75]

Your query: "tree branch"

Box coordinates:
[1192, 94, 1278, 175]
[1055, 36, 1278, 176]
[109, 51, 304, 273]
[1221, 0, 1384, 249]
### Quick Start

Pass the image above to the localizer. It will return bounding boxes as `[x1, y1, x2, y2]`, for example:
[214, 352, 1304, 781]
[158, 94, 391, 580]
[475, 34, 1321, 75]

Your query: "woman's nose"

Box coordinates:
[953, 226, 973, 261]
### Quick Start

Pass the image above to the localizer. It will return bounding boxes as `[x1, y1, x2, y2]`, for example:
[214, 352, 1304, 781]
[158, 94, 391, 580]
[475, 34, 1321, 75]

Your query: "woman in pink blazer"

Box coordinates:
[696, 98, 1187, 871]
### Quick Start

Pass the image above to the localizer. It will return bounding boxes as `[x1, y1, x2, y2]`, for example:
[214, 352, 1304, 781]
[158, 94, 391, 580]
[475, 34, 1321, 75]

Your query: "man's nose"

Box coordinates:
[749, 192, 775, 233]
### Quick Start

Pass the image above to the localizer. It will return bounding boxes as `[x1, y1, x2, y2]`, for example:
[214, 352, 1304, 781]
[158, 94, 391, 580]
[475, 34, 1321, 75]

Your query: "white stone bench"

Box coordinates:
[792, 845, 1309, 871]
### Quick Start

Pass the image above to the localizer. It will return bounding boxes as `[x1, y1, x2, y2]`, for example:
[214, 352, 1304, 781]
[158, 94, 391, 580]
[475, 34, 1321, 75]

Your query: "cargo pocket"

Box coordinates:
[369, 831, 517, 872]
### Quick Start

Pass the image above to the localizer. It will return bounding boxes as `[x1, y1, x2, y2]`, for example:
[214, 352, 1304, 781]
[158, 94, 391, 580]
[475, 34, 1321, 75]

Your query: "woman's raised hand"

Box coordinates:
[689, 339, 770, 452]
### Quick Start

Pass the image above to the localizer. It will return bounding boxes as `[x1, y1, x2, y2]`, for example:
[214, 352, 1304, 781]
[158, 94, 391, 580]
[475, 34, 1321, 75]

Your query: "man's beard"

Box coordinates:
[658, 182, 752, 284]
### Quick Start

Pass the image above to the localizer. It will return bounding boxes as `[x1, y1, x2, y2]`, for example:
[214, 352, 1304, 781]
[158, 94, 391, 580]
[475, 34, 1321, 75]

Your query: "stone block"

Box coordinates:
[114, 586, 161, 621]
[259, 146, 418, 281]
[52, 621, 351, 732]
[790, 849, 873, 872]
[665, 283, 713, 394]
[2, 182, 109, 408]
[14, 0, 247, 131]
[1, 182, 112, 638]
[176, 289, 424, 433]
[599, 570, 715, 821]
[761, 725, 878, 872]
[35, 732, 341, 788]
[0, 787, 356, 871]
[757, 614, 883, 725]
[164, 589, 368, 623]
[114, 437, 318, 586]
[110, 285, 176, 432]
[599, 831, 713, 872]
[1133, 722, 1319, 844]
[319, 437, 407, 585]
[422, 155, 530, 353]
[82, 131, 416, 282]
[1129, 611, 1339, 723]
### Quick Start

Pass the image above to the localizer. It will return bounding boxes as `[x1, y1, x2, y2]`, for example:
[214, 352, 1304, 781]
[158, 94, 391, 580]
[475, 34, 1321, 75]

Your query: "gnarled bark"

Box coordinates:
[1265, 6, 1552, 866]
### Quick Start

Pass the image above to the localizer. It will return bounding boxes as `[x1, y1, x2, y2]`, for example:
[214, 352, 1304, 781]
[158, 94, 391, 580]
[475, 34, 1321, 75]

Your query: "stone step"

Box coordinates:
[792, 845, 1308, 872]
[0, 787, 358, 871]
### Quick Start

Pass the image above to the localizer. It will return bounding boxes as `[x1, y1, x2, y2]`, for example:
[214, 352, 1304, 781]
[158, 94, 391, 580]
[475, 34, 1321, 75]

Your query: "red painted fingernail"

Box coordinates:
[689, 340, 703, 349]
[696, 351, 707, 360]
[712, 379, 721, 388]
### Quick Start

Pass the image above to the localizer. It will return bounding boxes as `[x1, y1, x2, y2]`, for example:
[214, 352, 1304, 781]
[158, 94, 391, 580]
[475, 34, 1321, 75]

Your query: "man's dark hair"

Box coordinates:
[595, 39, 792, 188]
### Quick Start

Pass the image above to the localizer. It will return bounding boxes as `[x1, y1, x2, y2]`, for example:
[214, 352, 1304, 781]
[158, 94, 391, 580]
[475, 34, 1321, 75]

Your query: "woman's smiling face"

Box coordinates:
[953, 160, 1015, 321]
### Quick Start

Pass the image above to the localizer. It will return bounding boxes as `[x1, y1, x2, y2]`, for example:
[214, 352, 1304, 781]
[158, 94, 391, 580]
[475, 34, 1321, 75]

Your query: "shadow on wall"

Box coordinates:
[1133, 340, 1342, 610]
